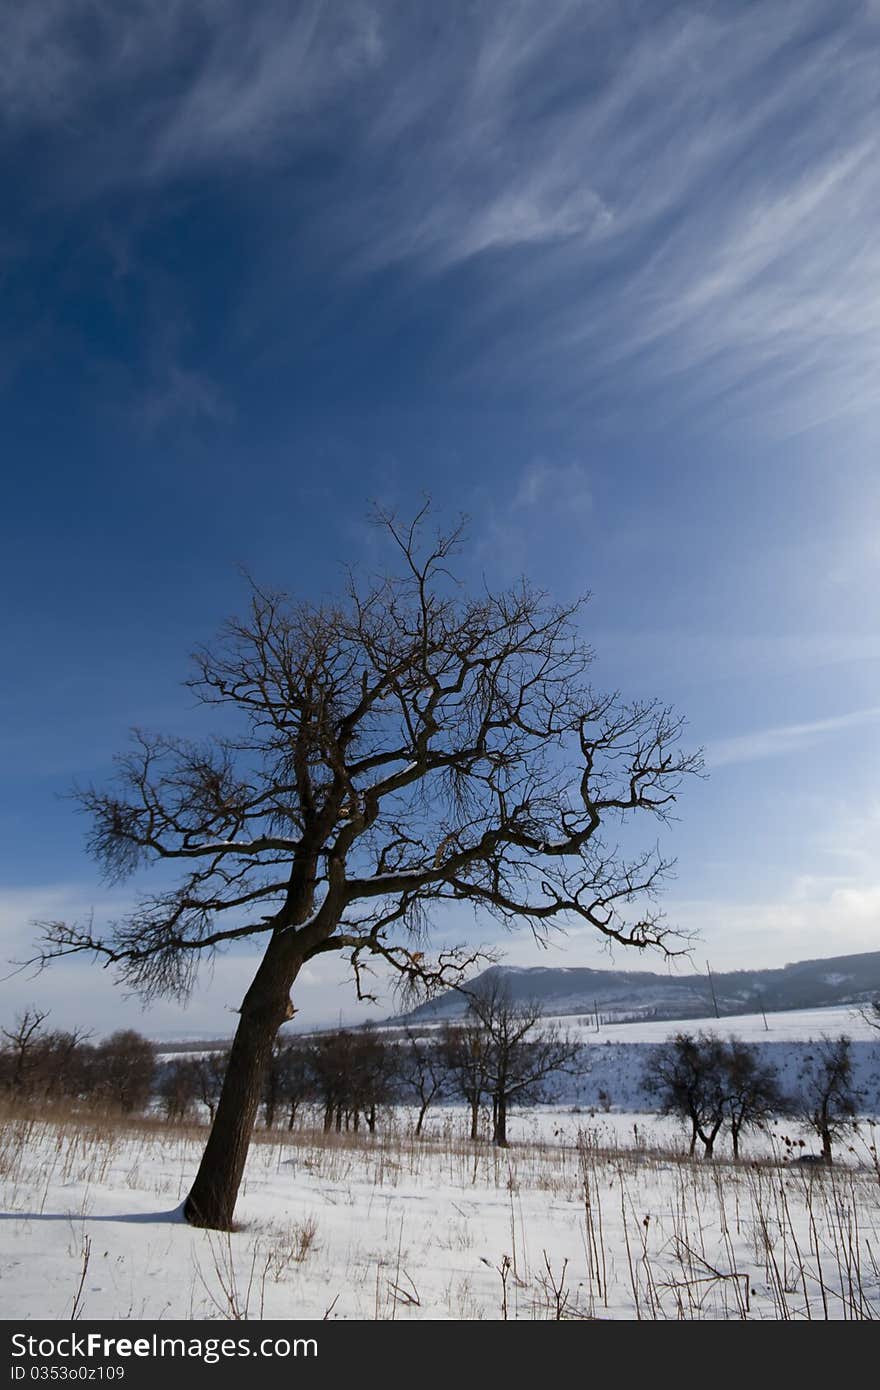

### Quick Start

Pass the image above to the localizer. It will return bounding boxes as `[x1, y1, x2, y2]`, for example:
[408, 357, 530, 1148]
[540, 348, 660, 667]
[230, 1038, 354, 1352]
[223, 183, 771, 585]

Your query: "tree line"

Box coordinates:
[644, 1031, 864, 1164]
[3, 1004, 868, 1163]
[0, 1008, 156, 1113]
[0, 986, 580, 1146]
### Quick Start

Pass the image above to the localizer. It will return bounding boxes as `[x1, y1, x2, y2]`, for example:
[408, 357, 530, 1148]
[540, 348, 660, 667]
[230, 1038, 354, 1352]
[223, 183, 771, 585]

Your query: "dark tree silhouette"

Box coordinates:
[442, 1017, 492, 1141]
[158, 1057, 200, 1121]
[347, 1028, 395, 1133]
[858, 999, 880, 1036]
[464, 980, 580, 1146]
[1, 1008, 50, 1093]
[192, 1050, 230, 1124]
[795, 1035, 861, 1164]
[722, 1038, 782, 1159]
[307, 1030, 358, 1133]
[397, 1028, 448, 1137]
[0, 1010, 92, 1101]
[94, 1030, 156, 1113]
[645, 1032, 728, 1159]
[32, 508, 701, 1228]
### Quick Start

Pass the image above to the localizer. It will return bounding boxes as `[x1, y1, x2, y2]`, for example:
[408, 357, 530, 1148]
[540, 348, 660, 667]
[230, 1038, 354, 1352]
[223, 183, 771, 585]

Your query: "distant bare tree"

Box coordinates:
[277, 1041, 312, 1130]
[261, 1038, 287, 1128]
[464, 980, 581, 1147]
[94, 1030, 156, 1113]
[30, 1026, 93, 1101]
[857, 998, 880, 1036]
[723, 1039, 782, 1159]
[442, 1018, 492, 1141]
[645, 1032, 728, 1159]
[397, 1028, 447, 1136]
[193, 1051, 229, 1124]
[794, 1035, 861, 1165]
[308, 1030, 355, 1133]
[1, 1007, 50, 1093]
[32, 507, 701, 1228]
[349, 1029, 396, 1133]
[158, 1057, 199, 1121]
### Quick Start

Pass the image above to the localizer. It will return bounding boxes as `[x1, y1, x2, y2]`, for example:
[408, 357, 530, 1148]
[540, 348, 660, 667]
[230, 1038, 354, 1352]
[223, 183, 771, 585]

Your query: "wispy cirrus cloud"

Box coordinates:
[513, 460, 591, 513]
[476, 457, 592, 576]
[707, 706, 880, 768]
[5, 2, 880, 430]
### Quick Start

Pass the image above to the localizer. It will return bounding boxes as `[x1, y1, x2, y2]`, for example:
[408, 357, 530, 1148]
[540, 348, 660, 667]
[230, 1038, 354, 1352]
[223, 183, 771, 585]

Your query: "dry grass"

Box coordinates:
[1, 1095, 877, 1319]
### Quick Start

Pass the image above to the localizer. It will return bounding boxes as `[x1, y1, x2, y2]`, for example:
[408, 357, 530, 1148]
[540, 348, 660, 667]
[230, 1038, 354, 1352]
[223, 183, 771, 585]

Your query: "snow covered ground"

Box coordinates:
[2, 1003, 877, 1322]
[540, 1002, 880, 1043]
[1, 1102, 877, 1321]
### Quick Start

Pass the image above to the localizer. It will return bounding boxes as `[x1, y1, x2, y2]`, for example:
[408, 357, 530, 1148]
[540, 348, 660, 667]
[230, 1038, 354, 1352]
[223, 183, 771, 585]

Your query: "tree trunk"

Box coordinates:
[700, 1120, 722, 1160]
[469, 1097, 480, 1141]
[184, 946, 300, 1230]
[821, 1128, 833, 1165]
[493, 1093, 508, 1147]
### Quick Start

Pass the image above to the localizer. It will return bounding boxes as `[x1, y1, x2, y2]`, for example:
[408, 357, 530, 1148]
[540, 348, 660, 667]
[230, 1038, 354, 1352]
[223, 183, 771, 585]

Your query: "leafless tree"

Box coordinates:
[645, 1032, 729, 1158]
[192, 1050, 229, 1124]
[347, 1027, 395, 1133]
[857, 998, 880, 1036]
[441, 1017, 493, 1141]
[31, 507, 701, 1228]
[277, 1041, 311, 1131]
[261, 1037, 287, 1128]
[463, 978, 581, 1146]
[794, 1035, 861, 1165]
[93, 1030, 156, 1114]
[396, 1028, 448, 1136]
[1, 1007, 50, 1093]
[308, 1029, 357, 1133]
[158, 1057, 200, 1121]
[0, 1010, 93, 1101]
[722, 1039, 782, 1159]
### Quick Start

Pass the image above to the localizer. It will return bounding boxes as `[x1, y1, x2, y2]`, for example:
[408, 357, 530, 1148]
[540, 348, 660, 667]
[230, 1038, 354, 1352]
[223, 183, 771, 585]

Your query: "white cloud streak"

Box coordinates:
[5, 3, 880, 428]
[707, 706, 880, 768]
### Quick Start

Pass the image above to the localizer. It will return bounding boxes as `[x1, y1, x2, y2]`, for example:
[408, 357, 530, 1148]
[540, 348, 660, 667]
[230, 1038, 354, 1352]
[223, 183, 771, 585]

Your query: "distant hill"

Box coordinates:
[397, 950, 880, 1025]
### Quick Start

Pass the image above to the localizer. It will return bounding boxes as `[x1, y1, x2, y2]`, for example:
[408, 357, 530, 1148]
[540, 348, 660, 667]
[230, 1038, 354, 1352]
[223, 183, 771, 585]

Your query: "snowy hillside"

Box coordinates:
[402, 952, 880, 1024]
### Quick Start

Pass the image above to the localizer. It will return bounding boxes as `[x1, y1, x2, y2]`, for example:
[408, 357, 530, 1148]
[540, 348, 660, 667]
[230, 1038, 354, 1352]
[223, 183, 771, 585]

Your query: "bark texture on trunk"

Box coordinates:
[184, 945, 301, 1230]
[493, 1095, 508, 1147]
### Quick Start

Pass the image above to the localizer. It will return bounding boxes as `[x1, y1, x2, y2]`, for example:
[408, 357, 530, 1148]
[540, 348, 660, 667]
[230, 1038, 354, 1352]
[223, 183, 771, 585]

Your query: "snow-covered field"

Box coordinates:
[2, 1004, 877, 1322]
[540, 1002, 880, 1044]
[396, 1004, 880, 1113]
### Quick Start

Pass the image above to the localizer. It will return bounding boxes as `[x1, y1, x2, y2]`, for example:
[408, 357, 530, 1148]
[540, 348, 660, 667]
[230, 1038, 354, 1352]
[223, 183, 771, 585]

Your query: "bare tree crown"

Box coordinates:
[36, 507, 702, 1003]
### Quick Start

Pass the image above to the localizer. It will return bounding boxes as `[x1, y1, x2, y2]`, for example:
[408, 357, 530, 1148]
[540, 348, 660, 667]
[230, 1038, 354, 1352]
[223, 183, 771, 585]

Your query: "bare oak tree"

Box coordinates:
[1, 1007, 50, 1094]
[33, 508, 701, 1228]
[464, 978, 581, 1146]
[397, 1027, 448, 1137]
[721, 1038, 782, 1160]
[645, 1032, 729, 1159]
[795, 1035, 861, 1165]
[442, 1016, 492, 1141]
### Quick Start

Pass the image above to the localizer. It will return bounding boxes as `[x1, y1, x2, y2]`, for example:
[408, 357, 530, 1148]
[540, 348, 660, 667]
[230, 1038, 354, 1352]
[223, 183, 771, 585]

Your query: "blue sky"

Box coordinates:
[2, 0, 880, 1037]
